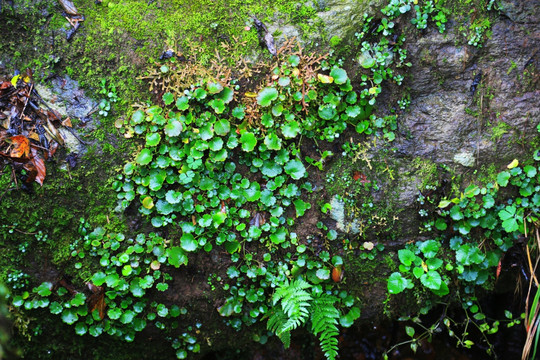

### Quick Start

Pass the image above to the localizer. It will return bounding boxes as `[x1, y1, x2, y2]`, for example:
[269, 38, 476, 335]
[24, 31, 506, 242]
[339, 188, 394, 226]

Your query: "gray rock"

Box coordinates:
[497, 0, 540, 23]
[35, 75, 97, 120]
[398, 9, 540, 168]
[57, 127, 82, 153]
[316, 0, 386, 41]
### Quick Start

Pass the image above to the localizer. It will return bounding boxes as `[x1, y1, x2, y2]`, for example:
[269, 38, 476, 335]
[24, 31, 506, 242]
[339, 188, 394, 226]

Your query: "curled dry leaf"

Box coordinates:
[86, 282, 106, 320]
[30, 147, 46, 186]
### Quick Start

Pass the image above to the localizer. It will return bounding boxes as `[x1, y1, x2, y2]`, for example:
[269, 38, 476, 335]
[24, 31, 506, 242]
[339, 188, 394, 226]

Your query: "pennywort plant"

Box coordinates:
[388, 158, 540, 355]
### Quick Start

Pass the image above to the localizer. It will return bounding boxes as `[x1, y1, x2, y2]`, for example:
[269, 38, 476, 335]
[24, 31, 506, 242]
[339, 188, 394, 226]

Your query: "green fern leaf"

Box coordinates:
[310, 293, 340, 360]
[268, 278, 313, 349]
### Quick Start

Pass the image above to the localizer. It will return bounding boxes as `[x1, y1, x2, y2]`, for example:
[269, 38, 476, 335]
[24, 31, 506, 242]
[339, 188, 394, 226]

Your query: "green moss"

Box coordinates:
[489, 121, 511, 141]
[410, 157, 439, 190]
[437, 0, 498, 48]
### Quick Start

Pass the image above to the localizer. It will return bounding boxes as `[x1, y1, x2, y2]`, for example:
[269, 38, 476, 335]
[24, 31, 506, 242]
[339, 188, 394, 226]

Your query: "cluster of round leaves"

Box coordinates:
[216, 246, 354, 326]
[117, 78, 319, 260]
[389, 162, 540, 300]
[255, 55, 375, 142]
[12, 221, 198, 359]
[117, 55, 381, 265]
[113, 57, 375, 355]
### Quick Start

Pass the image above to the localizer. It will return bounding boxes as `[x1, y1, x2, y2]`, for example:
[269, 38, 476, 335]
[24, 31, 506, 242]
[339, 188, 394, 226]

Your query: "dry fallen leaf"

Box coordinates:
[62, 117, 73, 127]
[9, 135, 30, 158]
[30, 147, 46, 186]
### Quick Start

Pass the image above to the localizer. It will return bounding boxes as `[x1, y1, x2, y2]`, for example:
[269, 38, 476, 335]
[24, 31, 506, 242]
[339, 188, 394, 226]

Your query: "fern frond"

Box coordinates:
[278, 278, 312, 324]
[268, 278, 314, 349]
[310, 293, 340, 360]
[267, 308, 293, 348]
[279, 329, 291, 349]
[267, 308, 288, 334]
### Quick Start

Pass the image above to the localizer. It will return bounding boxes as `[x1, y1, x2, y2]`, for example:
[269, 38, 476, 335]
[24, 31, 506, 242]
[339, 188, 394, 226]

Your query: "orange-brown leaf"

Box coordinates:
[62, 117, 73, 127]
[87, 283, 106, 320]
[332, 266, 344, 283]
[9, 135, 30, 158]
[30, 147, 46, 186]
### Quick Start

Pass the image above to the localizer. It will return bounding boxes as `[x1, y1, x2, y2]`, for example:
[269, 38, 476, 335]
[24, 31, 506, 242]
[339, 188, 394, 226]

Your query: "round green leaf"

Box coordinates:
[318, 105, 337, 120]
[75, 323, 87, 336]
[257, 87, 279, 107]
[240, 132, 257, 152]
[209, 99, 226, 114]
[136, 149, 153, 165]
[497, 171, 510, 187]
[264, 133, 282, 150]
[387, 272, 409, 294]
[167, 246, 188, 267]
[330, 68, 348, 84]
[359, 51, 376, 69]
[131, 110, 144, 125]
[61, 309, 79, 324]
[420, 271, 442, 290]
[282, 121, 301, 138]
[207, 82, 224, 94]
[162, 92, 174, 105]
[217, 87, 234, 103]
[316, 268, 330, 280]
[398, 249, 416, 267]
[164, 119, 183, 137]
[284, 160, 306, 180]
[181, 233, 197, 252]
[193, 88, 207, 100]
[288, 55, 300, 67]
[231, 107, 245, 120]
[261, 161, 282, 177]
[146, 132, 161, 147]
[176, 96, 189, 111]
[215, 119, 230, 136]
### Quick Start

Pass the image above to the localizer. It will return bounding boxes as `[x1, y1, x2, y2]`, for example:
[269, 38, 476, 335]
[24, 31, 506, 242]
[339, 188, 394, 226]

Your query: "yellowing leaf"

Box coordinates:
[11, 75, 20, 87]
[507, 159, 519, 169]
[114, 118, 123, 128]
[28, 132, 40, 141]
[317, 74, 334, 84]
[142, 196, 154, 209]
[244, 92, 258, 98]
[369, 87, 378, 95]
[438, 199, 451, 208]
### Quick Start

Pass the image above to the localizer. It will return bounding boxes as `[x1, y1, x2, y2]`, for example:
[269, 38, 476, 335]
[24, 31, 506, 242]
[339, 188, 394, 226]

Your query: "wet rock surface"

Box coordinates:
[35, 74, 98, 153]
[316, 0, 386, 40]
[398, 7, 539, 168]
